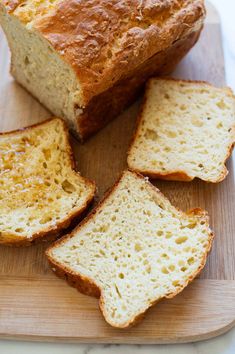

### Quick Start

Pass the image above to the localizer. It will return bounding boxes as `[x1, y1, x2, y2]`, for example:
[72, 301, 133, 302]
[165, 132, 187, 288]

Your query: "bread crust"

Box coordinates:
[34, 0, 206, 106]
[0, 118, 96, 246]
[46, 169, 214, 328]
[1, 0, 205, 140]
[3, 0, 205, 105]
[74, 28, 202, 140]
[127, 79, 235, 183]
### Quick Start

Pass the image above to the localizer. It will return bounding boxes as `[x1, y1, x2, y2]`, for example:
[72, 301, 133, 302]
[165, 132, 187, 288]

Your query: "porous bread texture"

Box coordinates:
[128, 79, 235, 182]
[0, 0, 205, 140]
[47, 170, 213, 328]
[0, 118, 95, 246]
[0, 4, 82, 134]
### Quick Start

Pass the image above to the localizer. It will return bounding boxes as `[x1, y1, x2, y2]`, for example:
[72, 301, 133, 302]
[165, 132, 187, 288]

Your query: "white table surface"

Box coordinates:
[1, 0, 235, 353]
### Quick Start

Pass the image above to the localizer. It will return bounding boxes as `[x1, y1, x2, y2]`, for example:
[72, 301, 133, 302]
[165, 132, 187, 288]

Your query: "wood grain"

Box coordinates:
[0, 277, 234, 344]
[0, 2, 234, 343]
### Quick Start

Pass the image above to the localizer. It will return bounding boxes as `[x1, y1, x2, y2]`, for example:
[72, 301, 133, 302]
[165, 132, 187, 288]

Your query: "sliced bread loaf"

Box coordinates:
[46, 170, 213, 328]
[0, 118, 95, 246]
[128, 79, 235, 182]
[0, 0, 205, 140]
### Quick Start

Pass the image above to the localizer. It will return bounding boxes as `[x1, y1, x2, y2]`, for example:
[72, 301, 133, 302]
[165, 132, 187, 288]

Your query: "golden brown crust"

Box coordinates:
[129, 169, 195, 182]
[1, 0, 205, 140]
[46, 169, 214, 328]
[4, 0, 205, 106]
[47, 258, 101, 298]
[0, 117, 96, 246]
[127, 79, 235, 183]
[75, 28, 202, 140]
[5, 23, 201, 142]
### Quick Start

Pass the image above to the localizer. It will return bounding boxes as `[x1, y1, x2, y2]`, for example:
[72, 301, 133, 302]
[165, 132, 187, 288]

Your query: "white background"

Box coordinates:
[1, 0, 235, 353]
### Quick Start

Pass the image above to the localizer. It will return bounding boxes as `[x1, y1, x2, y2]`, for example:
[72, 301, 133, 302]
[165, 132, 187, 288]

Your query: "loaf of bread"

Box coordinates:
[0, 0, 205, 140]
[0, 118, 95, 246]
[128, 79, 235, 182]
[47, 170, 213, 328]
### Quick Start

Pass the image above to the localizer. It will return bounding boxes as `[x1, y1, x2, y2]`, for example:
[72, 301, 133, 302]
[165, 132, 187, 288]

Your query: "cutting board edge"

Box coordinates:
[0, 319, 234, 345]
[0, 279, 235, 344]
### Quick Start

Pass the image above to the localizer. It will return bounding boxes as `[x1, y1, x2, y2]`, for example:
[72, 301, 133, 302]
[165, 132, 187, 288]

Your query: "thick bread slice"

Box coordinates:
[46, 170, 213, 328]
[128, 79, 235, 182]
[0, 118, 95, 246]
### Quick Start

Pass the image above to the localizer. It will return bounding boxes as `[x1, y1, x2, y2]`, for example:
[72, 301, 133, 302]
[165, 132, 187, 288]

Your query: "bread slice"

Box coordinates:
[128, 79, 235, 182]
[46, 170, 213, 328]
[0, 118, 95, 246]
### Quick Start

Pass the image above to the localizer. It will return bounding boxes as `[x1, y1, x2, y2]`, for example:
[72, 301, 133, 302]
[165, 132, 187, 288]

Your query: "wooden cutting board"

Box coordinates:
[0, 2, 234, 344]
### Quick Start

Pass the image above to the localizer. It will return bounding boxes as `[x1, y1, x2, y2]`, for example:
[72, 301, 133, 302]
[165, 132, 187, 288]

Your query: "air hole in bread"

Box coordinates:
[164, 231, 171, 239]
[43, 148, 51, 160]
[39, 216, 52, 224]
[216, 100, 227, 110]
[135, 243, 142, 252]
[24, 56, 29, 64]
[165, 131, 177, 138]
[175, 236, 188, 244]
[99, 249, 105, 256]
[168, 265, 175, 271]
[191, 118, 203, 127]
[115, 285, 122, 298]
[144, 129, 158, 140]
[161, 266, 169, 274]
[62, 179, 76, 194]
[15, 228, 24, 233]
[181, 266, 188, 272]
[187, 257, 195, 265]
[217, 122, 223, 129]
[172, 280, 180, 286]
[181, 222, 197, 230]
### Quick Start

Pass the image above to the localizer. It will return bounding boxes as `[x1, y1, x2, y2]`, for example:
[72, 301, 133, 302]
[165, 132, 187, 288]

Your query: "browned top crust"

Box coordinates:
[3, 0, 205, 106]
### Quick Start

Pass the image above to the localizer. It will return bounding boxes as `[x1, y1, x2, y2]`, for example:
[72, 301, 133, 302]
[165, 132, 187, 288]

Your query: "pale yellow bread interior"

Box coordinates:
[47, 170, 213, 328]
[128, 79, 235, 182]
